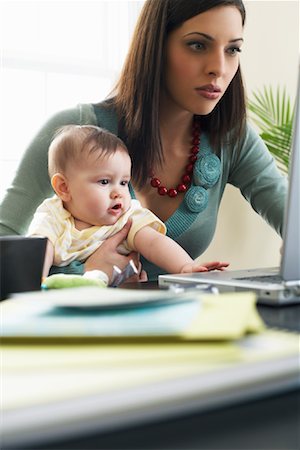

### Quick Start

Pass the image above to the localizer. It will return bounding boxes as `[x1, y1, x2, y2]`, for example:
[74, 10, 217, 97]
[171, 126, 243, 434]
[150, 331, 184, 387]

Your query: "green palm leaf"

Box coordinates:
[247, 86, 295, 174]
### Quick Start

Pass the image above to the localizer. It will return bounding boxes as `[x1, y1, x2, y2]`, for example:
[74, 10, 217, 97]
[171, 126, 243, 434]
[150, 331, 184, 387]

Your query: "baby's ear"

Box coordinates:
[51, 173, 71, 201]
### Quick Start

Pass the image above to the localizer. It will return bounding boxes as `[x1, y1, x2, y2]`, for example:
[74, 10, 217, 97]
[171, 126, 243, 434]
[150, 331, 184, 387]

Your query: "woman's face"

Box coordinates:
[163, 5, 244, 116]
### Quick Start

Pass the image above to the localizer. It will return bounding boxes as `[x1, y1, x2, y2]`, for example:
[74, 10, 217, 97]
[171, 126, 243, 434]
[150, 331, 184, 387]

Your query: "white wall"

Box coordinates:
[200, 0, 299, 269]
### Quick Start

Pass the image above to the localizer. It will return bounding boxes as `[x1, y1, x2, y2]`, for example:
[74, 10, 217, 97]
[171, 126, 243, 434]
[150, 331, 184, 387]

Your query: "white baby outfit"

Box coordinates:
[28, 196, 166, 266]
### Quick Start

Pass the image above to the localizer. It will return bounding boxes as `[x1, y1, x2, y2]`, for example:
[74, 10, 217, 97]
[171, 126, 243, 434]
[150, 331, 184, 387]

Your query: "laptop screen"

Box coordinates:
[281, 67, 300, 282]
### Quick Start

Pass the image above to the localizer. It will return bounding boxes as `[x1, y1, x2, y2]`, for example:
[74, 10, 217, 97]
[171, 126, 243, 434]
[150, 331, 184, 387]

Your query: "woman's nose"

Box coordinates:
[205, 50, 226, 78]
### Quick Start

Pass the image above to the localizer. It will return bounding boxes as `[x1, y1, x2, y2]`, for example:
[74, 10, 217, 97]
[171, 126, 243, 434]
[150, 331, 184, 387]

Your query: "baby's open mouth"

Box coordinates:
[112, 203, 122, 210]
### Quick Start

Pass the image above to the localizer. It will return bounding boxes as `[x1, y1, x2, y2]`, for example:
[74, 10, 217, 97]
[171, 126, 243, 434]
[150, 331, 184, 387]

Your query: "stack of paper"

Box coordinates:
[1, 287, 264, 340]
[1, 287, 299, 449]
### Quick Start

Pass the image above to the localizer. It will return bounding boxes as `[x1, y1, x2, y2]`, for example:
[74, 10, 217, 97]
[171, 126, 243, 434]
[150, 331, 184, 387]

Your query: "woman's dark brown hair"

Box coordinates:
[109, 0, 247, 189]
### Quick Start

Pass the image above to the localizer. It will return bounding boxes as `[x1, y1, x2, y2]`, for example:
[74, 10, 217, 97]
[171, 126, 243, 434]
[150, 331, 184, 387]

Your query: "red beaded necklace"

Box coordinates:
[149, 119, 200, 198]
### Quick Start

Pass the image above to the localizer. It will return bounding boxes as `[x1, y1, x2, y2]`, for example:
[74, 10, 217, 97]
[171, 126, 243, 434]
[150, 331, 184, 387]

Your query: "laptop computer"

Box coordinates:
[159, 72, 300, 305]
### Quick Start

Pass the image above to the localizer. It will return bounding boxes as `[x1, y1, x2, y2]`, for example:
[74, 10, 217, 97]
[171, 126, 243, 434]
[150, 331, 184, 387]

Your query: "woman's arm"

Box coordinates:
[228, 124, 288, 236]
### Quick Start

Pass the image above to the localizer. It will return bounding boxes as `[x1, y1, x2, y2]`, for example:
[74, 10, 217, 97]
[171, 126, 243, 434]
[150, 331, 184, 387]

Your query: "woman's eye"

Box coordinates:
[227, 46, 242, 56]
[98, 179, 109, 185]
[187, 41, 205, 52]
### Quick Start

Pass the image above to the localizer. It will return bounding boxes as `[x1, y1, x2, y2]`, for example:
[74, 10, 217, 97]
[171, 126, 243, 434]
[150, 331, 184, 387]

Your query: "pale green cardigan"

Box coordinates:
[0, 103, 287, 280]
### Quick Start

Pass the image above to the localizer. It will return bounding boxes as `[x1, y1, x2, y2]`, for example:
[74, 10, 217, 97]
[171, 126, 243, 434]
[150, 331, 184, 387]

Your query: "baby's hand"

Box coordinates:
[181, 261, 230, 273]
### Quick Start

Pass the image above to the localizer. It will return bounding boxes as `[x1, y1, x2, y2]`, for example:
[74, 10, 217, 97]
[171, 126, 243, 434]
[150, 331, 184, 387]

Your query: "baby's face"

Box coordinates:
[64, 147, 132, 227]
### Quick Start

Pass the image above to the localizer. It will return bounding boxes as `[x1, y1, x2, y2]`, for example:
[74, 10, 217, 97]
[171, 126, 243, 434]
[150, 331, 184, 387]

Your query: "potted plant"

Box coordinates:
[247, 86, 295, 174]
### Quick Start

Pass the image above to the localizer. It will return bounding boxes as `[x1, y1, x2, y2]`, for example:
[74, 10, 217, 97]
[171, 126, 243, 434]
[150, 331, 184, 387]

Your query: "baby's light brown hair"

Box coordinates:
[48, 125, 129, 178]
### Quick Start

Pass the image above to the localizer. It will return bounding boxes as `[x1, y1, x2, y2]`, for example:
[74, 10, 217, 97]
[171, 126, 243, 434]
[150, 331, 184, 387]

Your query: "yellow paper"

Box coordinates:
[184, 292, 265, 340]
[2, 329, 299, 411]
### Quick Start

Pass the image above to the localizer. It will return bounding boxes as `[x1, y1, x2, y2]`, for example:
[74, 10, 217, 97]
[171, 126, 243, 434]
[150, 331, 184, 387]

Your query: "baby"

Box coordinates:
[28, 125, 228, 284]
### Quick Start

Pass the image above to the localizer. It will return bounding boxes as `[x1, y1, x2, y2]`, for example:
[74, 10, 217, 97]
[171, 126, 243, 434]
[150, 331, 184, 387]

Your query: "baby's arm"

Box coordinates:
[42, 239, 55, 279]
[134, 226, 229, 273]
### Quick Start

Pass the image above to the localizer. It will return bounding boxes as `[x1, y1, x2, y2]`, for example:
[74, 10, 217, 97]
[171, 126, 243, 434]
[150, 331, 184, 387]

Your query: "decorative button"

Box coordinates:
[193, 153, 221, 188]
[184, 186, 208, 213]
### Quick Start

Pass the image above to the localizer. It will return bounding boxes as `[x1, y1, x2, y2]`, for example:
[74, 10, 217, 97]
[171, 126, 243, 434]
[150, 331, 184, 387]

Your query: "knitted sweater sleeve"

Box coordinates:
[0, 104, 97, 236]
[227, 124, 288, 236]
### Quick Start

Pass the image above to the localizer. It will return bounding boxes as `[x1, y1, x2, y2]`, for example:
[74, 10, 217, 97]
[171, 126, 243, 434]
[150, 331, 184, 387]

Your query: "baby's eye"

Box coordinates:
[120, 180, 129, 186]
[98, 179, 109, 185]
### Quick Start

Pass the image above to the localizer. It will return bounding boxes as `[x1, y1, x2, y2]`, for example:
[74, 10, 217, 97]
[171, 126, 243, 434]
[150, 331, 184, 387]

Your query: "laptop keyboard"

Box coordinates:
[234, 274, 282, 284]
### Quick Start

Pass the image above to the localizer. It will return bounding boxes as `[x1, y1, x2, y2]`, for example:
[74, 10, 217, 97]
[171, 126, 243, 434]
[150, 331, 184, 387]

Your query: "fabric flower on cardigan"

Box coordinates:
[193, 153, 221, 189]
[184, 186, 208, 213]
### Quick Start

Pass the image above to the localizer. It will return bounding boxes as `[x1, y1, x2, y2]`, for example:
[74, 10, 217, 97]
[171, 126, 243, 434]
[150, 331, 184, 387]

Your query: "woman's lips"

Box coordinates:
[195, 84, 221, 100]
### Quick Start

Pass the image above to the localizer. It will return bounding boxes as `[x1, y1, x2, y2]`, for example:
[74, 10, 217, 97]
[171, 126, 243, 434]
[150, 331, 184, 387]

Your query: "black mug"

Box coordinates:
[0, 236, 47, 300]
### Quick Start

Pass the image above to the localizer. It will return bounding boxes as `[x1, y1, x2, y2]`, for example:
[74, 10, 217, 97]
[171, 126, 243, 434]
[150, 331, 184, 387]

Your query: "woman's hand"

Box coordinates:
[84, 219, 145, 284]
[123, 257, 148, 284]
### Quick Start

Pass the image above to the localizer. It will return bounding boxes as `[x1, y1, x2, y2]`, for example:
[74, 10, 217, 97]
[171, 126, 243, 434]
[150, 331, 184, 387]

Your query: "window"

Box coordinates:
[0, 1, 144, 200]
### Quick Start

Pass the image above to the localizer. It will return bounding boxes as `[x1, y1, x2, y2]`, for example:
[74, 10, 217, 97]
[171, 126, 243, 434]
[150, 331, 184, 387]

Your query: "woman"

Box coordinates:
[0, 0, 287, 282]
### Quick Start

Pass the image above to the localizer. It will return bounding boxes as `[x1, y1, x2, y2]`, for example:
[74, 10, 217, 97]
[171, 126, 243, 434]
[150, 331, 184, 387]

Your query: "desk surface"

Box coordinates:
[35, 390, 300, 450]
[2, 282, 300, 450]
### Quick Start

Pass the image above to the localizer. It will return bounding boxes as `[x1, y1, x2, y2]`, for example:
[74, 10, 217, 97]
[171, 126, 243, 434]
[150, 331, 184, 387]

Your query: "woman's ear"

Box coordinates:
[51, 173, 71, 201]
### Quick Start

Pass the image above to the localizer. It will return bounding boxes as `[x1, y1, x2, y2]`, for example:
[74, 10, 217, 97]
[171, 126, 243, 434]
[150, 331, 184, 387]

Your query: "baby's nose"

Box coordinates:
[111, 189, 122, 199]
